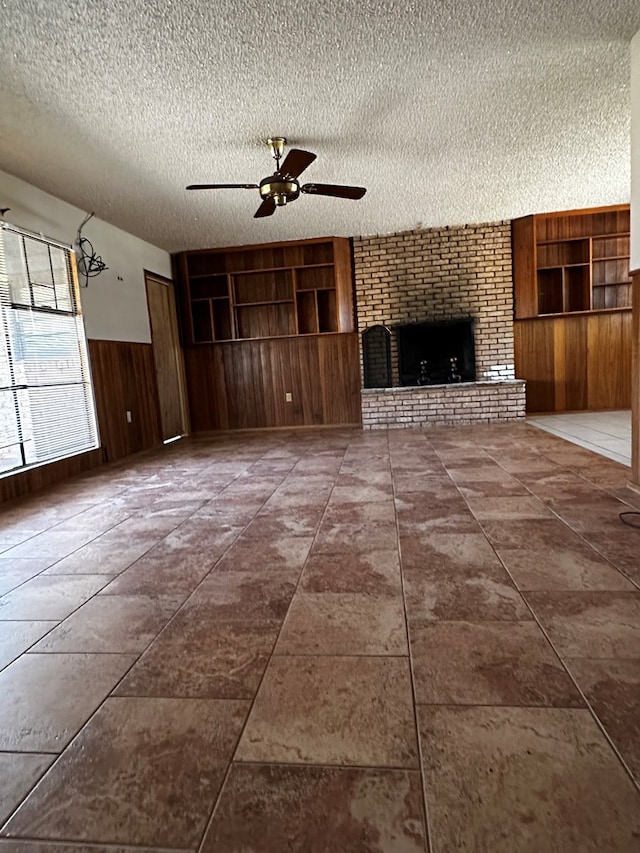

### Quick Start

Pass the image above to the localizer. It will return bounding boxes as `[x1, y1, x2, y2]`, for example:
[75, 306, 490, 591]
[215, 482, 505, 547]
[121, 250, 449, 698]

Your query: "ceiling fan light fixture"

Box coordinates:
[267, 136, 286, 168]
[259, 176, 300, 203]
[186, 138, 366, 218]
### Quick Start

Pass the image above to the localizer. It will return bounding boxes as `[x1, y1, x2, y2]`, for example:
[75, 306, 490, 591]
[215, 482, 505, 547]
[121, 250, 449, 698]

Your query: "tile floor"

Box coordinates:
[0, 422, 640, 852]
[528, 409, 632, 466]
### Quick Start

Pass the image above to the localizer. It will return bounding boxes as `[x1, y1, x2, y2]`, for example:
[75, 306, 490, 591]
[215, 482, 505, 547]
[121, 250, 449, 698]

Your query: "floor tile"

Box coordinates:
[400, 532, 501, 572]
[418, 705, 640, 852]
[193, 496, 265, 525]
[201, 763, 427, 853]
[43, 540, 153, 575]
[0, 560, 51, 595]
[568, 657, 640, 780]
[0, 575, 111, 621]
[498, 547, 635, 591]
[410, 621, 582, 706]
[161, 518, 243, 552]
[1, 697, 249, 848]
[98, 541, 219, 597]
[276, 592, 407, 655]
[526, 591, 640, 657]
[31, 595, 181, 654]
[479, 518, 586, 550]
[329, 484, 394, 504]
[214, 537, 313, 573]
[0, 621, 58, 670]
[191, 570, 297, 620]
[465, 495, 552, 520]
[392, 474, 461, 496]
[236, 655, 418, 767]
[300, 549, 402, 595]
[403, 563, 530, 622]
[446, 464, 518, 484]
[241, 505, 325, 539]
[456, 478, 530, 498]
[397, 493, 480, 532]
[313, 519, 399, 552]
[115, 613, 279, 699]
[0, 653, 136, 751]
[0, 531, 101, 563]
[0, 753, 53, 825]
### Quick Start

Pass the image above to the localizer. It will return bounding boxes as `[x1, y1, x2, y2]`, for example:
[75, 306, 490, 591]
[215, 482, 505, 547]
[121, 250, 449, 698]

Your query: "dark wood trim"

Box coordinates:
[181, 235, 343, 256]
[0, 449, 104, 504]
[532, 204, 630, 219]
[518, 307, 632, 322]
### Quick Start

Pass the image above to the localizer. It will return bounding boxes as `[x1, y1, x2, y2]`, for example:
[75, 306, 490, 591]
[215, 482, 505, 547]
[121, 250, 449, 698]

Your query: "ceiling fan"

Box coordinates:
[186, 137, 367, 218]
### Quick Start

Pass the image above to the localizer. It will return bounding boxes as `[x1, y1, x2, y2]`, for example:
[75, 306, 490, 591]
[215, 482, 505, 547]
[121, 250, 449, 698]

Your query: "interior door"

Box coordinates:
[145, 272, 188, 441]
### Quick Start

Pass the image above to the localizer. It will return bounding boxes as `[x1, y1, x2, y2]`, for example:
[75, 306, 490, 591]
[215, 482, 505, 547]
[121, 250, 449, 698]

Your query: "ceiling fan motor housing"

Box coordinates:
[259, 174, 300, 206]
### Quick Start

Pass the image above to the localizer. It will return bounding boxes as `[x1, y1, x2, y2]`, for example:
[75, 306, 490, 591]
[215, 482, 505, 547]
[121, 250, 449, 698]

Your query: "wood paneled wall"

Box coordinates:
[184, 333, 362, 431]
[0, 449, 104, 504]
[88, 340, 163, 461]
[632, 271, 639, 486]
[514, 310, 632, 413]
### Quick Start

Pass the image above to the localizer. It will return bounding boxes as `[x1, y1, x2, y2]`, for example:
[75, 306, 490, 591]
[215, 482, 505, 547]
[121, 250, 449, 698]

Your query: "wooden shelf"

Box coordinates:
[513, 204, 632, 416]
[537, 263, 589, 270]
[593, 256, 630, 262]
[174, 237, 354, 345]
[234, 300, 294, 307]
[513, 205, 631, 320]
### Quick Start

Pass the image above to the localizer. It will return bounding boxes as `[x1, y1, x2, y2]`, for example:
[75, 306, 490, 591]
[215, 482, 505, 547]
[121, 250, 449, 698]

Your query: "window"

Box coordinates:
[0, 223, 99, 475]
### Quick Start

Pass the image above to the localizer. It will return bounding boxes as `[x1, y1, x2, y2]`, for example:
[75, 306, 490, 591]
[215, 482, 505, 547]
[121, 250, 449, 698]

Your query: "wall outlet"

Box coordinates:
[285, 392, 293, 402]
[126, 410, 132, 423]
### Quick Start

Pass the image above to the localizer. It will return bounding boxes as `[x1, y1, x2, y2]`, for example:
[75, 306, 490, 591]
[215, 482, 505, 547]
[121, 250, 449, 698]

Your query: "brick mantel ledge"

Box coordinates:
[361, 380, 526, 429]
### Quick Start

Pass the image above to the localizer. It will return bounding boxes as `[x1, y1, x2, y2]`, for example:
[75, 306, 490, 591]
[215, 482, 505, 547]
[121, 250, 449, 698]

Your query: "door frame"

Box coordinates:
[144, 270, 191, 439]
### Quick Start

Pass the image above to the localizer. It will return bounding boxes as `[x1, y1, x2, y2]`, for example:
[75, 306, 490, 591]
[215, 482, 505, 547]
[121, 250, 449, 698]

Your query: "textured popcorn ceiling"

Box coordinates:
[1, 0, 640, 251]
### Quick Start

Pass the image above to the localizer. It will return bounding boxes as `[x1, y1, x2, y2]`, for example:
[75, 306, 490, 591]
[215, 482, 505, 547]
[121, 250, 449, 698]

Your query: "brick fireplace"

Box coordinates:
[352, 220, 526, 428]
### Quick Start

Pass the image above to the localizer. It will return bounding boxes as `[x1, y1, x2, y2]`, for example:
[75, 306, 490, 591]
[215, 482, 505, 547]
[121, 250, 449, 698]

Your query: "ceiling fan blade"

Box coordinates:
[301, 183, 367, 200]
[279, 149, 316, 179]
[254, 197, 277, 218]
[186, 183, 258, 190]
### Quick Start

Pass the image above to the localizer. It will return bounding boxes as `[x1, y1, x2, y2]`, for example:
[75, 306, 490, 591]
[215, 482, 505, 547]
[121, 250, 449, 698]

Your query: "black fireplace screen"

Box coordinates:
[362, 324, 392, 388]
[396, 318, 476, 386]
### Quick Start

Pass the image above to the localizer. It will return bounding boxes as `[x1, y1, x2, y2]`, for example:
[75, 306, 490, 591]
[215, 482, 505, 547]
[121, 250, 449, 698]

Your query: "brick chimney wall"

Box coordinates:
[353, 221, 515, 386]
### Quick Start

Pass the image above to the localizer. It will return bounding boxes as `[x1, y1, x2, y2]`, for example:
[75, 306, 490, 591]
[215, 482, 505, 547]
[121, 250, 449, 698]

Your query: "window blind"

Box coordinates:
[0, 222, 99, 475]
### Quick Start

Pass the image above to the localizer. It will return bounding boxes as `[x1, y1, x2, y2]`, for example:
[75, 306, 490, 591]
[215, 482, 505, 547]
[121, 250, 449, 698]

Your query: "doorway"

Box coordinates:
[144, 271, 188, 441]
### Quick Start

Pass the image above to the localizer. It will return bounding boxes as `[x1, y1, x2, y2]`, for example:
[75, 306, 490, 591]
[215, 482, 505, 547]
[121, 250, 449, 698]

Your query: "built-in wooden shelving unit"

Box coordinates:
[175, 237, 354, 344]
[512, 205, 632, 413]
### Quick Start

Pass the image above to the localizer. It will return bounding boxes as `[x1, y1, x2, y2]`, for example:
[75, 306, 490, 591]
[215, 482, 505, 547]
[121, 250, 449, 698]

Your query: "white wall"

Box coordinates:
[632, 30, 640, 272]
[0, 170, 172, 343]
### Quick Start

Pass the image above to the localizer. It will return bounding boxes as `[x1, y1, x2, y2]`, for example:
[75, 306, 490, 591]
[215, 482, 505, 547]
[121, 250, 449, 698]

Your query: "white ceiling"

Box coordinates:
[2, 0, 640, 252]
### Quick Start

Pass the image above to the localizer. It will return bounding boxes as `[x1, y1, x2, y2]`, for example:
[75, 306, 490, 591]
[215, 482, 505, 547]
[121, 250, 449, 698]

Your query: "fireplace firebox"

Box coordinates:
[396, 318, 476, 386]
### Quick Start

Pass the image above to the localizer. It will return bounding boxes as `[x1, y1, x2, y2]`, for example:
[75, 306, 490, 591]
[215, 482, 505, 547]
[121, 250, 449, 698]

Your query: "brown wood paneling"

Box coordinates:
[184, 333, 361, 431]
[512, 215, 537, 319]
[586, 311, 632, 410]
[632, 271, 640, 486]
[514, 319, 556, 412]
[88, 340, 163, 461]
[333, 237, 356, 332]
[559, 315, 588, 411]
[0, 449, 104, 504]
[319, 333, 362, 423]
[515, 312, 632, 414]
